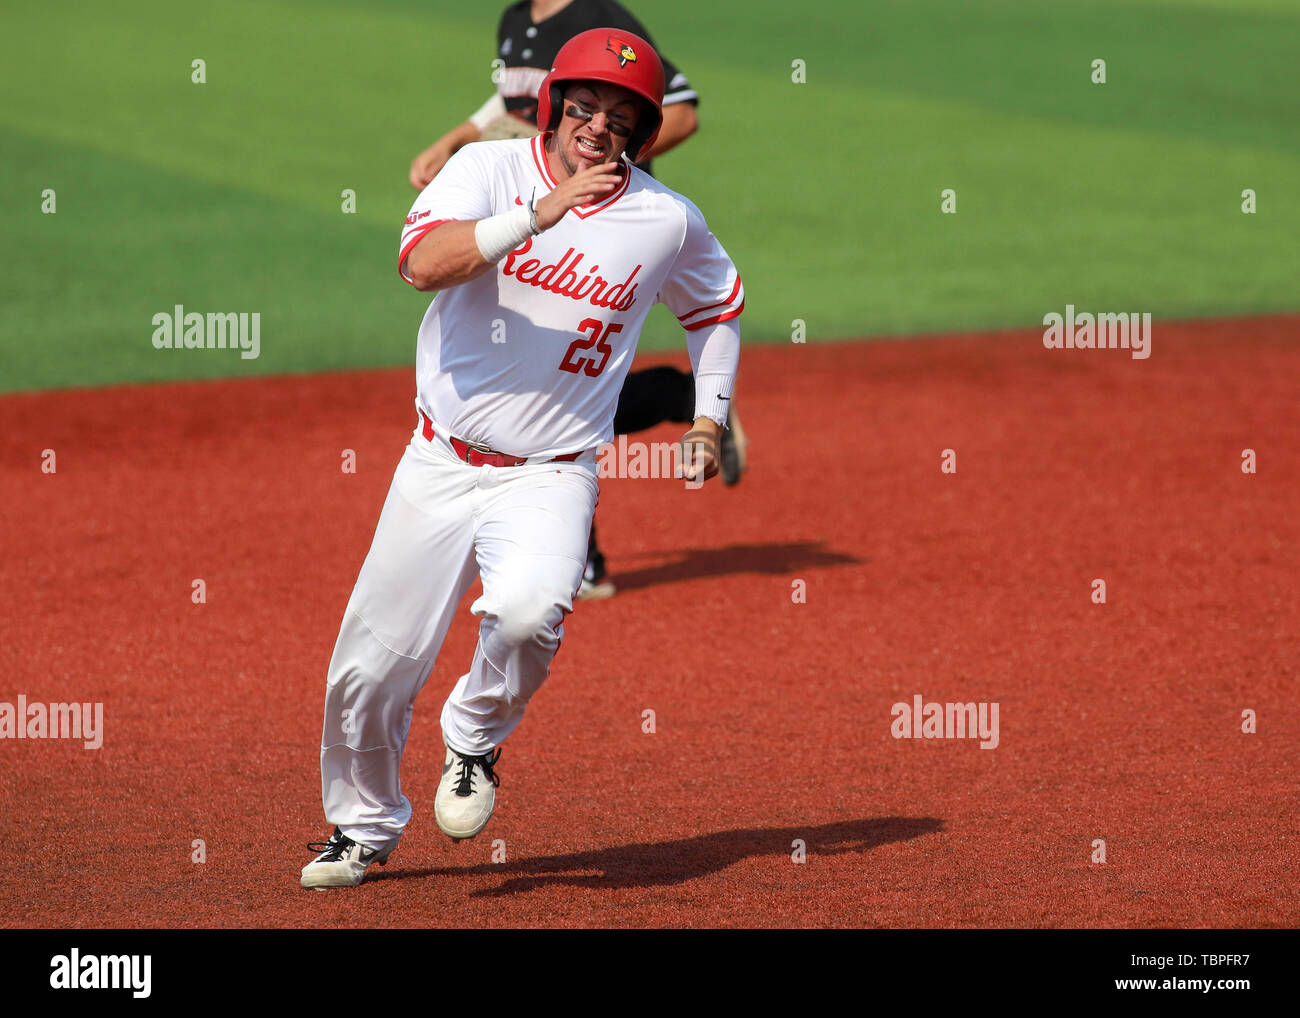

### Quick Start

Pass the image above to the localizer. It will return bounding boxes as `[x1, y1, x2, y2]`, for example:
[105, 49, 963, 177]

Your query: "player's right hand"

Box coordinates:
[534, 163, 622, 230]
[680, 421, 721, 486]
[410, 141, 456, 189]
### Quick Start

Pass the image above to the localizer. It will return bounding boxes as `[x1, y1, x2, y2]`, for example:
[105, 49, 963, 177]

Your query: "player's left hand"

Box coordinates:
[681, 418, 721, 485]
[410, 140, 456, 189]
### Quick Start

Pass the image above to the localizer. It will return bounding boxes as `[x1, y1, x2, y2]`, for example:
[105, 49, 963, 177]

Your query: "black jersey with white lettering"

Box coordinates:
[496, 0, 698, 125]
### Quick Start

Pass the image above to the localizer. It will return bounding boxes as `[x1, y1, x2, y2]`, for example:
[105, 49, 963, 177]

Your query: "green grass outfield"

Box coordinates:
[1, 0, 1297, 392]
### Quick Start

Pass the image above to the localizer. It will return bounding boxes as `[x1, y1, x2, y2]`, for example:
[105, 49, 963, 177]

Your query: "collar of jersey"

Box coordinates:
[531, 133, 630, 218]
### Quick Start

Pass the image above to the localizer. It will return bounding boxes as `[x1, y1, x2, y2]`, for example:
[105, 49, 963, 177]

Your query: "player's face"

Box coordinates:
[552, 82, 640, 178]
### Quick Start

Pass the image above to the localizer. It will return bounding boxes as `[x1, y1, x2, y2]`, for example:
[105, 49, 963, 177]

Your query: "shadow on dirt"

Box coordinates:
[609, 540, 863, 594]
[379, 816, 943, 895]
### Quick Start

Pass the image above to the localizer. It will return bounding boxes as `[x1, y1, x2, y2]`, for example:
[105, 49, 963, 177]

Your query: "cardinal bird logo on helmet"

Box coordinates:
[606, 37, 637, 67]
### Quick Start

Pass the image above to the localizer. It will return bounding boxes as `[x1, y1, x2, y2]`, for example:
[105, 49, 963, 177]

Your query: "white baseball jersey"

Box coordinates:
[399, 135, 744, 458]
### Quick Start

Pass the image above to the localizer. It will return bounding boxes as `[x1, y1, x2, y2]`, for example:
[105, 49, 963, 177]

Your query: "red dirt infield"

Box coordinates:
[2, 316, 1297, 928]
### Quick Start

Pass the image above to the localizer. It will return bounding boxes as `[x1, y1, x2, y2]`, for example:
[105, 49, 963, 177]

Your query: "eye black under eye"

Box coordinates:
[566, 104, 632, 137]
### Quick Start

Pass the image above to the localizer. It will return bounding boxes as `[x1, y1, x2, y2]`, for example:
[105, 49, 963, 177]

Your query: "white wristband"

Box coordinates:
[468, 93, 507, 132]
[475, 204, 537, 263]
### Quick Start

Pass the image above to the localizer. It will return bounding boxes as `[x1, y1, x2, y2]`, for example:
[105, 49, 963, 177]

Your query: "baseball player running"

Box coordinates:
[302, 28, 744, 889]
[409, 0, 748, 600]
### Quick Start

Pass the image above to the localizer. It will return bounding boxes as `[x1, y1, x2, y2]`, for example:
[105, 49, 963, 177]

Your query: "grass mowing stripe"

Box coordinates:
[606, 0, 1300, 159]
[0, 0, 485, 225]
[668, 74, 1300, 339]
[0, 126, 424, 392]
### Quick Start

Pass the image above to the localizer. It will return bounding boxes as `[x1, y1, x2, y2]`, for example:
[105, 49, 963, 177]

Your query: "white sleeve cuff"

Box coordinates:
[468, 93, 507, 131]
[693, 374, 734, 428]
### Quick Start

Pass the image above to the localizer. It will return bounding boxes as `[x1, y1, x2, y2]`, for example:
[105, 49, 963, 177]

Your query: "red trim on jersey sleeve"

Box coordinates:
[398, 219, 454, 284]
[682, 301, 745, 331]
[675, 277, 743, 324]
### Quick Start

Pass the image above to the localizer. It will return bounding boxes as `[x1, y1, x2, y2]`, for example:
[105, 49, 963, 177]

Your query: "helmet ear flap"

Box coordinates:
[628, 97, 662, 163]
[545, 83, 565, 131]
[535, 71, 564, 133]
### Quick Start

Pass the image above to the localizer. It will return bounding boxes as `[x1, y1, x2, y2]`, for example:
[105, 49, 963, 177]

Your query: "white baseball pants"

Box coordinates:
[317, 424, 598, 850]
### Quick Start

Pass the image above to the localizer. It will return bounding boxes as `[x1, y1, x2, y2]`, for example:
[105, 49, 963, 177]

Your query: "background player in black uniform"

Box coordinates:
[408, 0, 748, 598]
[410, 0, 701, 186]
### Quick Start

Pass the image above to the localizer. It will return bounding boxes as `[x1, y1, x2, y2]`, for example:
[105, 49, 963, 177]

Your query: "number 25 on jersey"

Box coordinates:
[559, 318, 622, 377]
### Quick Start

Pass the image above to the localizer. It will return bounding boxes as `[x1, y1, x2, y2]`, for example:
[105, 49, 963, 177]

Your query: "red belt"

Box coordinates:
[420, 411, 583, 467]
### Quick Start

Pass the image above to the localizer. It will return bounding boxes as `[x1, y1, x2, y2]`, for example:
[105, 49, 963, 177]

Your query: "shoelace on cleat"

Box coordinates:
[453, 748, 502, 796]
[306, 828, 354, 861]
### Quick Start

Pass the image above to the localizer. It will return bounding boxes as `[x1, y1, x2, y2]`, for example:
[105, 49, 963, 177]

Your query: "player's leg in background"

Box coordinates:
[580, 366, 748, 597]
[440, 461, 599, 755]
[580, 366, 693, 597]
[318, 435, 480, 851]
[611, 366, 695, 433]
[579, 517, 614, 598]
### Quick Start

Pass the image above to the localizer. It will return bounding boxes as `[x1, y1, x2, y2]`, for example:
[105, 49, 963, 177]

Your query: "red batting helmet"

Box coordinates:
[536, 28, 665, 162]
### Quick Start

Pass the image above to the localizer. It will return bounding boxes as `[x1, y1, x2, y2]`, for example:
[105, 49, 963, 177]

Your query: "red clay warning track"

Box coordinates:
[2, 317, 1297, 928]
